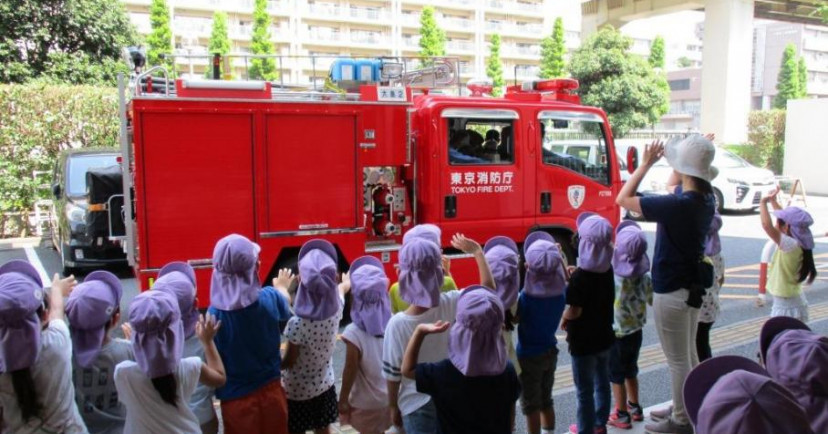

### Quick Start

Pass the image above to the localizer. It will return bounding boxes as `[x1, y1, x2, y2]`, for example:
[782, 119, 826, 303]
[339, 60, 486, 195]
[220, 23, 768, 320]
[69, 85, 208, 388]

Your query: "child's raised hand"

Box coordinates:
[121, 323, 133, 340]
[51, 273, 77, 297]
[197, 313, 222, 343]
[273, 268, 295, 291]
[451, 233, 481, 255]
[417, 320, 450, 335]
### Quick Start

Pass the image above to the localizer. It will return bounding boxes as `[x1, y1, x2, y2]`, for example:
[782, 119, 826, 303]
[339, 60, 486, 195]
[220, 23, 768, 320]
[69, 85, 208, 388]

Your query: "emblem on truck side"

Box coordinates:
[568, 185, 585, 209]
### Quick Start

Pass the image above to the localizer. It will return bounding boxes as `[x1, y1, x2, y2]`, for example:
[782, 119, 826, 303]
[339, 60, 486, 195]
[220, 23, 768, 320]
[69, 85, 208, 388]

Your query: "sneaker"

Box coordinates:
[569, 423, 578, 434]
[568, 423, 609, 434]
[644, 417, 693, 434]
[628, 401, 644, 422]
[609, 409, 633, 429]
[649, 405, 673, 421]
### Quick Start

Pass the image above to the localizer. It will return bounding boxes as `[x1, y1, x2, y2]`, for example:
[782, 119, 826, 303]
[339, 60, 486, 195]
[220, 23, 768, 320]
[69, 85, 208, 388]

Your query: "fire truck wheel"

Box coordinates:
[551, 232, 576, 267]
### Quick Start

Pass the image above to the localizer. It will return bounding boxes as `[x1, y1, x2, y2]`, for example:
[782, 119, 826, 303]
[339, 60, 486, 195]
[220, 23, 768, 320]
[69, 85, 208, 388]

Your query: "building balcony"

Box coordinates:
[486, 0, 542, 15]
[447, 40, 475, 53]
[401, 0, 476, 10]
[485, 21, 544, 38]
[502, 44, 540, 58]
[441, 16, 475, 32]
[513, 65, 540, 79]
[304, 30, 390, 48]
[305, 4, 390, 23]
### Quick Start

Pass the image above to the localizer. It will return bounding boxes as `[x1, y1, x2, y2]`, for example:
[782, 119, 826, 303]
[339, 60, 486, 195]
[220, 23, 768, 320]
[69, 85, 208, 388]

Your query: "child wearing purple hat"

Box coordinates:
[383, 234, 493, 434]
[515, 231, 568, 434]
[388, 224, 458, 314]
[206, 234, 293, 434]
[400, 286, 521, 434]
[697, 213, 724, 363]
[563, 213, 616, 434]
[607, 221, 653, 429]
[760, 317, 828, 433]
[114, 290, 226, 433]
[0, 261, 83, 433]
[483, 236, 521, 373]
[155, 261, 218, 434]
[683, 355, 814, 434]
[65, 270, 132, 434]
[281, 239, 350, 434]
[759, 188, 817, 322]
[338, 256, 393, 434]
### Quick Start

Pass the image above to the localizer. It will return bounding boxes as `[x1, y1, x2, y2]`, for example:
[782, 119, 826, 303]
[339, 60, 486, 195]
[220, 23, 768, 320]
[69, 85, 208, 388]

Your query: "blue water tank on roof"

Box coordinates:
[330, 59, 357, 81]
[355, 59, 380, 81]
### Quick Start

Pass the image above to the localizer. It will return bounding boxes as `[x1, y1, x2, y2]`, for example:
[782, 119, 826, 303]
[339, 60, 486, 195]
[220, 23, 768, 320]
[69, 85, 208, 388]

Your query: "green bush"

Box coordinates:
[0, 84, 119, 216]
[727, 110, 786, 175]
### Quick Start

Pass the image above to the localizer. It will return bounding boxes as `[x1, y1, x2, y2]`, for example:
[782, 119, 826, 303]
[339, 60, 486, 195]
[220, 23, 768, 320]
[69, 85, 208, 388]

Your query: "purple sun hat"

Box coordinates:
[760, 316, 811, 363]
[705, 213, 723, 257]
[684, 355, 813, 433]
[65, 270, 123, 368]
[295, 239, 341, 321]
[484, 236, 520, 309]
[0, 260, 45, 373]
[523, 231, 555, 254]
[524, 239, 567, 298]
[155, 264, 199, 339]
[773, 206, 815, 250]
[612, 222, 650, 278]
[129, 290, 184, 379]
[449, 286, 507, 377]
[577, 213, 613, 273]
[402, 224, 442, 247]
[765, 329, 828, 433]
[349, 256, 391, 336]
[210, 234, 261, 311]
[398, 238, 444, 309]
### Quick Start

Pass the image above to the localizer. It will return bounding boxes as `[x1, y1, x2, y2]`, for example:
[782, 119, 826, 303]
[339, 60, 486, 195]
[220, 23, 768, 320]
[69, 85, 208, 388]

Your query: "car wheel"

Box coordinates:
[713, 188, 724, 214]
[58, 239, 76, 277]
[551, 232, 576, 268]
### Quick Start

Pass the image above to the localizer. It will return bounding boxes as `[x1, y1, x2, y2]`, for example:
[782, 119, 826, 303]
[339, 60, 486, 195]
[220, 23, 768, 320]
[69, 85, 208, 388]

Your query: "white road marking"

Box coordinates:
[24, 246, 51, 287]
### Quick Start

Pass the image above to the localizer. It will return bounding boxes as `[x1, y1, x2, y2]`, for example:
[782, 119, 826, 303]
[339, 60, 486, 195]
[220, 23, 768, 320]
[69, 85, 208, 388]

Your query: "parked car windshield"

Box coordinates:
[68, 154, 118, 196]
[714, 150, 749, 168]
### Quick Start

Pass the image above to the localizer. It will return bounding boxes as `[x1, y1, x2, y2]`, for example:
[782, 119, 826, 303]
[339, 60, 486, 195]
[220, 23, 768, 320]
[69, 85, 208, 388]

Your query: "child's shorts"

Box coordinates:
[287, 385, 338, 433]
[518, 347, 559, 415]
[220, 379, 288, 434]
[342, 406, 392, 434]
[609, 329, 643, 385]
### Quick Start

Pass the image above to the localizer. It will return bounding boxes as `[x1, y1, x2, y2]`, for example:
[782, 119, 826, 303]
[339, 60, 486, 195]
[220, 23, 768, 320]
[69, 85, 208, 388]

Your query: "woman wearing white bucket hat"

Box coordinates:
[616, 134, 717, 434]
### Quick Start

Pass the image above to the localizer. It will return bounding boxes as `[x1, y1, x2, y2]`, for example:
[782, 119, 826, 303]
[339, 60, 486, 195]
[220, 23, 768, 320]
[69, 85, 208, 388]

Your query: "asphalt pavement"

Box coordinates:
[2, 195, 828, 434]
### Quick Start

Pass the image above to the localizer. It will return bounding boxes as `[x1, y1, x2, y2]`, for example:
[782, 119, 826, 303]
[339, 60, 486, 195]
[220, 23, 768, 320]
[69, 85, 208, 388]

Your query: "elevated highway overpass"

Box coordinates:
[580, 0, 826, 143]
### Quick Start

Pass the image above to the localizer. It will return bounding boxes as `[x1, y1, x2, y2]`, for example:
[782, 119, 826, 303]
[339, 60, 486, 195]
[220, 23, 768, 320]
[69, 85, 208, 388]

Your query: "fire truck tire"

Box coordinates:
[551, 232, 576, 267]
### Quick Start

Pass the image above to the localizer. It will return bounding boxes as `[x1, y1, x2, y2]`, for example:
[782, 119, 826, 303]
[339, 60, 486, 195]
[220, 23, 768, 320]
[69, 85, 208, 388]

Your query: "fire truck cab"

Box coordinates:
[116, 58, 622, 305]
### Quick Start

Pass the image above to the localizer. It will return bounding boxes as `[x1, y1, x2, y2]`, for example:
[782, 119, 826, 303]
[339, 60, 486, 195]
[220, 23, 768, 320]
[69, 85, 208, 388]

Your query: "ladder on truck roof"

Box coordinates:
[130, 54, 464, 100]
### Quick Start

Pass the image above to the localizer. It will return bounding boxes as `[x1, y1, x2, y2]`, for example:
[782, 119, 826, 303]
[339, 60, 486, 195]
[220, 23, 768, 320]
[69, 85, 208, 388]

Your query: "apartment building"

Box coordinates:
[752, 22, 828, 109]
[123, 0, 583, 85]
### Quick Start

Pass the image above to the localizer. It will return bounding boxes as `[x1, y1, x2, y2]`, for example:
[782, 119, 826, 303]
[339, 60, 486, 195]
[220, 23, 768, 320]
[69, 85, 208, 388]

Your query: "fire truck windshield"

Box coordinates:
[540, 117, 610, 185]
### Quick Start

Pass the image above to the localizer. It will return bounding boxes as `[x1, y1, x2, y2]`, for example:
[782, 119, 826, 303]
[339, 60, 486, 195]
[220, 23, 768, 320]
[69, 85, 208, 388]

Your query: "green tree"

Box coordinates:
[797, 56, 808, 98]
[773, 44, 800, 109]
[146, 0, 173, 69]
[207, 11, 232, 78]
[568, 27, 671, 137]
[676, 56, 694, 68]
[539, 17, 566, 78]
[649, 35, 665, 69]
[0, 0, 139, 85]
[248, 0, 277, 81]
[486, 34, 504, 97]
[820, 4, 828, 23]
[418, 6, 446, 63]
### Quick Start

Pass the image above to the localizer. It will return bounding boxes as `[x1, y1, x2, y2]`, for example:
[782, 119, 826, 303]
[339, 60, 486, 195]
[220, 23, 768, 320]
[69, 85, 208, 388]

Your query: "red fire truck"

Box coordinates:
[114, 57, 623, 305]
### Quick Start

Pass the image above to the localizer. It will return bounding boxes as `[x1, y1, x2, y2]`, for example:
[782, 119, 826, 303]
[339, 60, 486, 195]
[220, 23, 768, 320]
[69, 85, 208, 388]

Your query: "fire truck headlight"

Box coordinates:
[66, 204, 86, 224]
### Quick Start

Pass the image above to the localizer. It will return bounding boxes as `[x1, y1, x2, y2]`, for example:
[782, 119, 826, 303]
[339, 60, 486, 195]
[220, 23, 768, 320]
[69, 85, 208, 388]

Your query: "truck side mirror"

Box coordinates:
[51, 184, 61, 199]
[626, 147, 638, 174]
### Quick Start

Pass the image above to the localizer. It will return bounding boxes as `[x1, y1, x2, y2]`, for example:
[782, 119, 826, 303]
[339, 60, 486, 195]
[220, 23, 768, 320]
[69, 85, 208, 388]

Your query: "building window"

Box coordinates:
[669, 79, 691, 91]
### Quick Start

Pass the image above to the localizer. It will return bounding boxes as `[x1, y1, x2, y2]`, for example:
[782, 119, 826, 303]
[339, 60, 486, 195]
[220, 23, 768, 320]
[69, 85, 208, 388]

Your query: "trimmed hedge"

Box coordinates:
[727, 110, 786, 175]
[0, 84, 119, 220]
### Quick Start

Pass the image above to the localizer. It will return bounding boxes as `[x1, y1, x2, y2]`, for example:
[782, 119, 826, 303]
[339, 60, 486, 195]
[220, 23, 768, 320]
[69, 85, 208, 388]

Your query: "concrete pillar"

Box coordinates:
[700, 0, 754, 143]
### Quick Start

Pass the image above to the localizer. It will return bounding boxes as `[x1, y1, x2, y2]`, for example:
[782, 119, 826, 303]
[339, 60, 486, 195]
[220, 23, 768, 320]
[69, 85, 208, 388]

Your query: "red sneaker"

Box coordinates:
[608, 409, 632, 429]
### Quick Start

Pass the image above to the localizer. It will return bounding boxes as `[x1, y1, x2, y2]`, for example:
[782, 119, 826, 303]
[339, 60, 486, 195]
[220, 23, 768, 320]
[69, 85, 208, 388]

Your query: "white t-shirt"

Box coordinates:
[73, 337, 133, 434]
[381, 290, 461, 416]
[182, 336, 215, 425]
[114, 357, 202, 434]
[341, 324, 387, 410]
[282, 296, 344, 401]
[0, 319, 87, 434]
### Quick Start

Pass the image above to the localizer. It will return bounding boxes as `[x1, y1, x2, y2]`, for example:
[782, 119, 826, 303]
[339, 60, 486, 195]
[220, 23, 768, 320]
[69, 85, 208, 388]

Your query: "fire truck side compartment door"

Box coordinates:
[264, 114, 359, 234]
[138, 112, 256, 268]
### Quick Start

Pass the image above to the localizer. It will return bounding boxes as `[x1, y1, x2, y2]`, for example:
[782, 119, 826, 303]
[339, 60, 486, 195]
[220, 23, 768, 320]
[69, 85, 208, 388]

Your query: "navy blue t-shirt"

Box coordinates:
[416, 360, 521, 434]
[208, 287, 291, 400]
[640, 189, 715, 293]
[516, 292, 566, 358]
